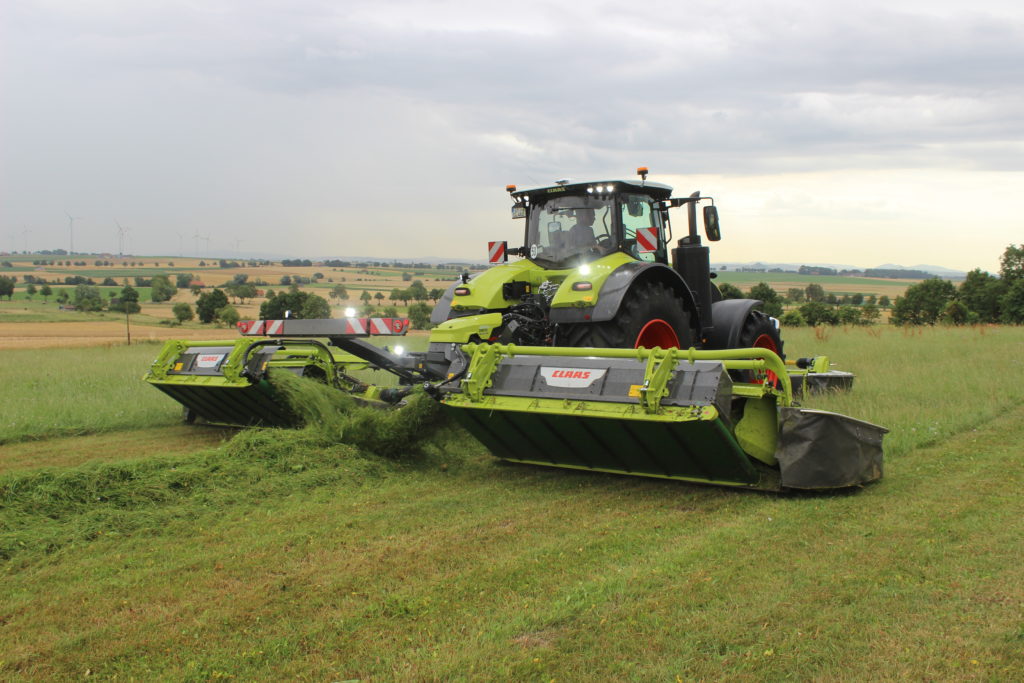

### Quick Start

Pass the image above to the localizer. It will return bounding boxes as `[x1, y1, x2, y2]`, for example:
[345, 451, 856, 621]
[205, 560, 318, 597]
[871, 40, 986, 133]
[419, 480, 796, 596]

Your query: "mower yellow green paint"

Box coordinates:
[437, 343, 884, 491]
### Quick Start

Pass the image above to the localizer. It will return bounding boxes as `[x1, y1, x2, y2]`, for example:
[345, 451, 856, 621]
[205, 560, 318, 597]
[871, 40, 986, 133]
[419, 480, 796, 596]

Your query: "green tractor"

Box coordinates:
[146, 168, 882, 491]
[422, 168, 780, 372]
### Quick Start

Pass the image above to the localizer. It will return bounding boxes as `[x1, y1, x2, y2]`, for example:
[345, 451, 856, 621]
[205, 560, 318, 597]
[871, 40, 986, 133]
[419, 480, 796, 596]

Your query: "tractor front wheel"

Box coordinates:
[559, 281, 693, 349]
[735, 309, 784, 385]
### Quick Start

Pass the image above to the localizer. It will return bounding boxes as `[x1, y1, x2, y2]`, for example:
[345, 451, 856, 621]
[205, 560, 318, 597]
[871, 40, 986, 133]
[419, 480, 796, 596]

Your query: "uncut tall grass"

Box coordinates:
[783, 324, 1024, 458]
[0, 343, 182, 444]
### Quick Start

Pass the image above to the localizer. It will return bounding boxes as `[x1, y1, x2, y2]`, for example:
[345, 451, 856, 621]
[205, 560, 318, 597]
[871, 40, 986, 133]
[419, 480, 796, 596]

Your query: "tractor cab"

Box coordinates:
[509, 176, 675, 269]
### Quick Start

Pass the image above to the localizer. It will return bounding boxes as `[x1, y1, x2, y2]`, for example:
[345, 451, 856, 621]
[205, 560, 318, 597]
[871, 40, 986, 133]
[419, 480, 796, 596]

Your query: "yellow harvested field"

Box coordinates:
[0, 322, 240, 349]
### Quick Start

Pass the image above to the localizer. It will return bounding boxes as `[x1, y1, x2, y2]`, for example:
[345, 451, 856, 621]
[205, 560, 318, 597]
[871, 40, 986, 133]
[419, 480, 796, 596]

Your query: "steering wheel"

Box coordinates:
[595, 234, 613, 249]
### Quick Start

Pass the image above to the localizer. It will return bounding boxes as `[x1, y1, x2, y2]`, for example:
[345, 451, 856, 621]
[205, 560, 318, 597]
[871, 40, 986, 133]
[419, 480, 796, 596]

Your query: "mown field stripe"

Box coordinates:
[2, 405, 1023, 680]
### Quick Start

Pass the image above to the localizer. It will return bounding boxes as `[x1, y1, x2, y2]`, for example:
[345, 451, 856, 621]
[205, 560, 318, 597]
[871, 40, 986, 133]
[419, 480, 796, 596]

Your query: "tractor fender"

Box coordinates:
[550, 262, 698, 326]
[704, 298, 763, 349]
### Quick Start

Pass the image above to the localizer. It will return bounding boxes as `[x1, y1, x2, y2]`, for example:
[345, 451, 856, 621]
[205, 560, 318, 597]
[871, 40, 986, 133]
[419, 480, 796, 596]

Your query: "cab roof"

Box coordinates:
[511, 179, 674, 202]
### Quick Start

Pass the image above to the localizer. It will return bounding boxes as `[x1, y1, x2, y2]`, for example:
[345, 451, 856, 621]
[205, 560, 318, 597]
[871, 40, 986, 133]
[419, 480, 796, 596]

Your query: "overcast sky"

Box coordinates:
[2, 0, 1022, 272]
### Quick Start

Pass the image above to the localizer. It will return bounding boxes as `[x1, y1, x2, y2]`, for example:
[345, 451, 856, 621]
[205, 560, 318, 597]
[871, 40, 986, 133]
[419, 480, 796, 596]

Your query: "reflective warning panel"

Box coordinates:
[488, 241, 507, 264]
[636, 227, 658, 253]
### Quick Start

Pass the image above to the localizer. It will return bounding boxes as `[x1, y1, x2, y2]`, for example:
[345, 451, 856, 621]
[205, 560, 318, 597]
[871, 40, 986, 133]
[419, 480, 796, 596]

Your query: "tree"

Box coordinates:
[73, 284, 105, 312]
[717, 282, 743, 299]
[837, 305, 861, 325]
[408, 280, 429, 302]
[1001, 279, 1024, 324]
[175, 273, 194, 288]
[234, 283, 258, 303]
[217, 304, 240, 327]
[40, 284, 52, 303]
[890, 278, 956, 326]
[958, 268, 1006, 323]
[301, 294, 330, 319]
[799, 301, 839, 326]
[56, 290, 70, 305]
[360, 290, 372, 305]
[999, 244, 1024, 283]
[786, 287, 804, 303]
[258, 287, 330, 320]
[196, 289, 229, 323]
[0, 276, 14, 300]
[173, 302, 195, 323]
[804, 283, 826, 302]
[429, 287, 445, 303]
[25, 283, 37, 300]
[941, 300, 969, 326]
[330, 283, 348, 300]
[374, 291, 385, 304]
[150, 275, 176, 303]
[279, 275, 292, 286]
[878, 295, 891, 308]
[407, 302, 433, 329]
[748, 282, 783, 317]
[110, 284, 141, 314]
[850, 293, 864, 305]
[860, 303, 881, 324]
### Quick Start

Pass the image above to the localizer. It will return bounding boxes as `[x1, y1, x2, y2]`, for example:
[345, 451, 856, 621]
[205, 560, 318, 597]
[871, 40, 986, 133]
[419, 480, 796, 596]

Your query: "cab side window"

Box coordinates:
[621, 195, 665, 263]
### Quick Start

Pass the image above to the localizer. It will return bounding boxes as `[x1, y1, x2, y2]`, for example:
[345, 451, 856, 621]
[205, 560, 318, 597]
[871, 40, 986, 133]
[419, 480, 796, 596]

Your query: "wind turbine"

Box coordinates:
[65, 211, 83, 254]
[234, 238, 243, 257]
[175, 230, 185, 257]
[22, 227, 31, 253]
[115, 221, 130, 258]
[193, 231, 202, 257]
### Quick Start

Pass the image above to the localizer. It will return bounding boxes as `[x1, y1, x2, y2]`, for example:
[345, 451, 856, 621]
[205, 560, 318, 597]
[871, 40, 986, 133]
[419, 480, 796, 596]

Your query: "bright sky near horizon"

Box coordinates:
[2, 1, 1022, 273]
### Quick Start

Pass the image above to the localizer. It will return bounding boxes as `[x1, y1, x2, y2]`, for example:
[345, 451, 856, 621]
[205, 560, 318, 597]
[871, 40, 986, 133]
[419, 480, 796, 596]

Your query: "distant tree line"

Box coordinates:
[890, 245, 1024, 325]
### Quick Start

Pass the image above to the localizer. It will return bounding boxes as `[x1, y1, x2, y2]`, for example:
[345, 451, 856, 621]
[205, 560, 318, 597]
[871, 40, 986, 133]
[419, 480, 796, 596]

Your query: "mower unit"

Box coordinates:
[144, 317, 412, 426]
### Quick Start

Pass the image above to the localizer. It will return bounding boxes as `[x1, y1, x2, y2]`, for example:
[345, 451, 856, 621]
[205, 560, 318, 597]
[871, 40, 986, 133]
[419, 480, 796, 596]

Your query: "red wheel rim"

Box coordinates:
[752, 333, 779, 385]
[635, 319, 680, 349]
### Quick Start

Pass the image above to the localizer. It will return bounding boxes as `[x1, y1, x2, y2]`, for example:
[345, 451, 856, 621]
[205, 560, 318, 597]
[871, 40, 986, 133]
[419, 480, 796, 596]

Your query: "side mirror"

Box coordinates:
[703, 206, 721, 241]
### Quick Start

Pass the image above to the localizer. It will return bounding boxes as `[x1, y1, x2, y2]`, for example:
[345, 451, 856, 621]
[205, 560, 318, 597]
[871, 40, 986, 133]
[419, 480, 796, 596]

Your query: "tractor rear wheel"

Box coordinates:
[559, 281, 693, 349]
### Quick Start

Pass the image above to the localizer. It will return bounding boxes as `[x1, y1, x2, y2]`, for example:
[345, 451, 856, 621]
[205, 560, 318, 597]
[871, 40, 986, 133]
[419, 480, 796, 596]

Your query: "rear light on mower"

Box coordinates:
[454, 287, 470, 296]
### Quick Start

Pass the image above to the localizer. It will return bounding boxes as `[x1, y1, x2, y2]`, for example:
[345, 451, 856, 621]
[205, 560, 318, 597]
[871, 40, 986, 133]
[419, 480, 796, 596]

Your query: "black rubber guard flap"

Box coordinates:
[776, 407, 886, 489]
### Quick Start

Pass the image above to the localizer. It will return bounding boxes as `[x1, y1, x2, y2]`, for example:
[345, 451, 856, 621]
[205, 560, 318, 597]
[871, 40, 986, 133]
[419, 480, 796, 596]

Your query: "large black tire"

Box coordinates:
[735, 309, 784, 385]
[558, 280, 693, 349]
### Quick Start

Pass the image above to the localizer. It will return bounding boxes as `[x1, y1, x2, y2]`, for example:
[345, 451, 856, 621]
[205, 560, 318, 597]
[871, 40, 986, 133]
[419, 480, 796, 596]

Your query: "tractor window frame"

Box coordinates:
[620, 194, 668, 264]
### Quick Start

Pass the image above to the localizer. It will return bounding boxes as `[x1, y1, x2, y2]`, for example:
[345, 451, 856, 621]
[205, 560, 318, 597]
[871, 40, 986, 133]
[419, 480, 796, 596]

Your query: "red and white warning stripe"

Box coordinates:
[488, 240, 507, 264]
[636, 227, 658, 253]
[236, 317, 411, 337]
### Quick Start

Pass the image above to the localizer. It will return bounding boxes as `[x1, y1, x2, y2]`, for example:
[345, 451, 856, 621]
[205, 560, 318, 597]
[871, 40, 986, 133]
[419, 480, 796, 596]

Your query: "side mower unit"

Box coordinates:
[438, 344, 885, 491]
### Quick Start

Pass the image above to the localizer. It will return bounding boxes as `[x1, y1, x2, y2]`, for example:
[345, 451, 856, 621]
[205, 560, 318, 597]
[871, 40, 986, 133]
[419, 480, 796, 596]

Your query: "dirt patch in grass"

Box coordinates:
[0, 425, 236, 474]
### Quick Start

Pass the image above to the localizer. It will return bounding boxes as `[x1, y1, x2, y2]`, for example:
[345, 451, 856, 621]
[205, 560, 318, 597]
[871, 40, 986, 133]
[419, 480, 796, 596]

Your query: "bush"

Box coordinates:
[799, 301, 839, 326]
[780, 310, 805, 326]
[217, 304, 240, 327]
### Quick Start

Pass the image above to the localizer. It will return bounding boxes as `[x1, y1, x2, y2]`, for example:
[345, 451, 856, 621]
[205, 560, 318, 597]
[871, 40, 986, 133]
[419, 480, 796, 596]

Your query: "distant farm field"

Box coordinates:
[2, 325, 1023, 679]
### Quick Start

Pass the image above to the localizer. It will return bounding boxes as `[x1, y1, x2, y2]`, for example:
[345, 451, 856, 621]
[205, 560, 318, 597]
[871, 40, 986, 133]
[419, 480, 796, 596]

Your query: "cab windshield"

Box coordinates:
[525, 195, 615, 268]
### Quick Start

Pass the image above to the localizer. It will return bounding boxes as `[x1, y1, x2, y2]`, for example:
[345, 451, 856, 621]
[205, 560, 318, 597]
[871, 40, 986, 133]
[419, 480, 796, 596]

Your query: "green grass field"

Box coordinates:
[2, 326, 1023, 680]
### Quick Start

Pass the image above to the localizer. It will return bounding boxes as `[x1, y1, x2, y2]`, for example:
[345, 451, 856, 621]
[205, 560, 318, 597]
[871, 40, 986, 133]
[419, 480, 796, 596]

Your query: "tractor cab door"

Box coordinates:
[621, 193, 668, 264]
